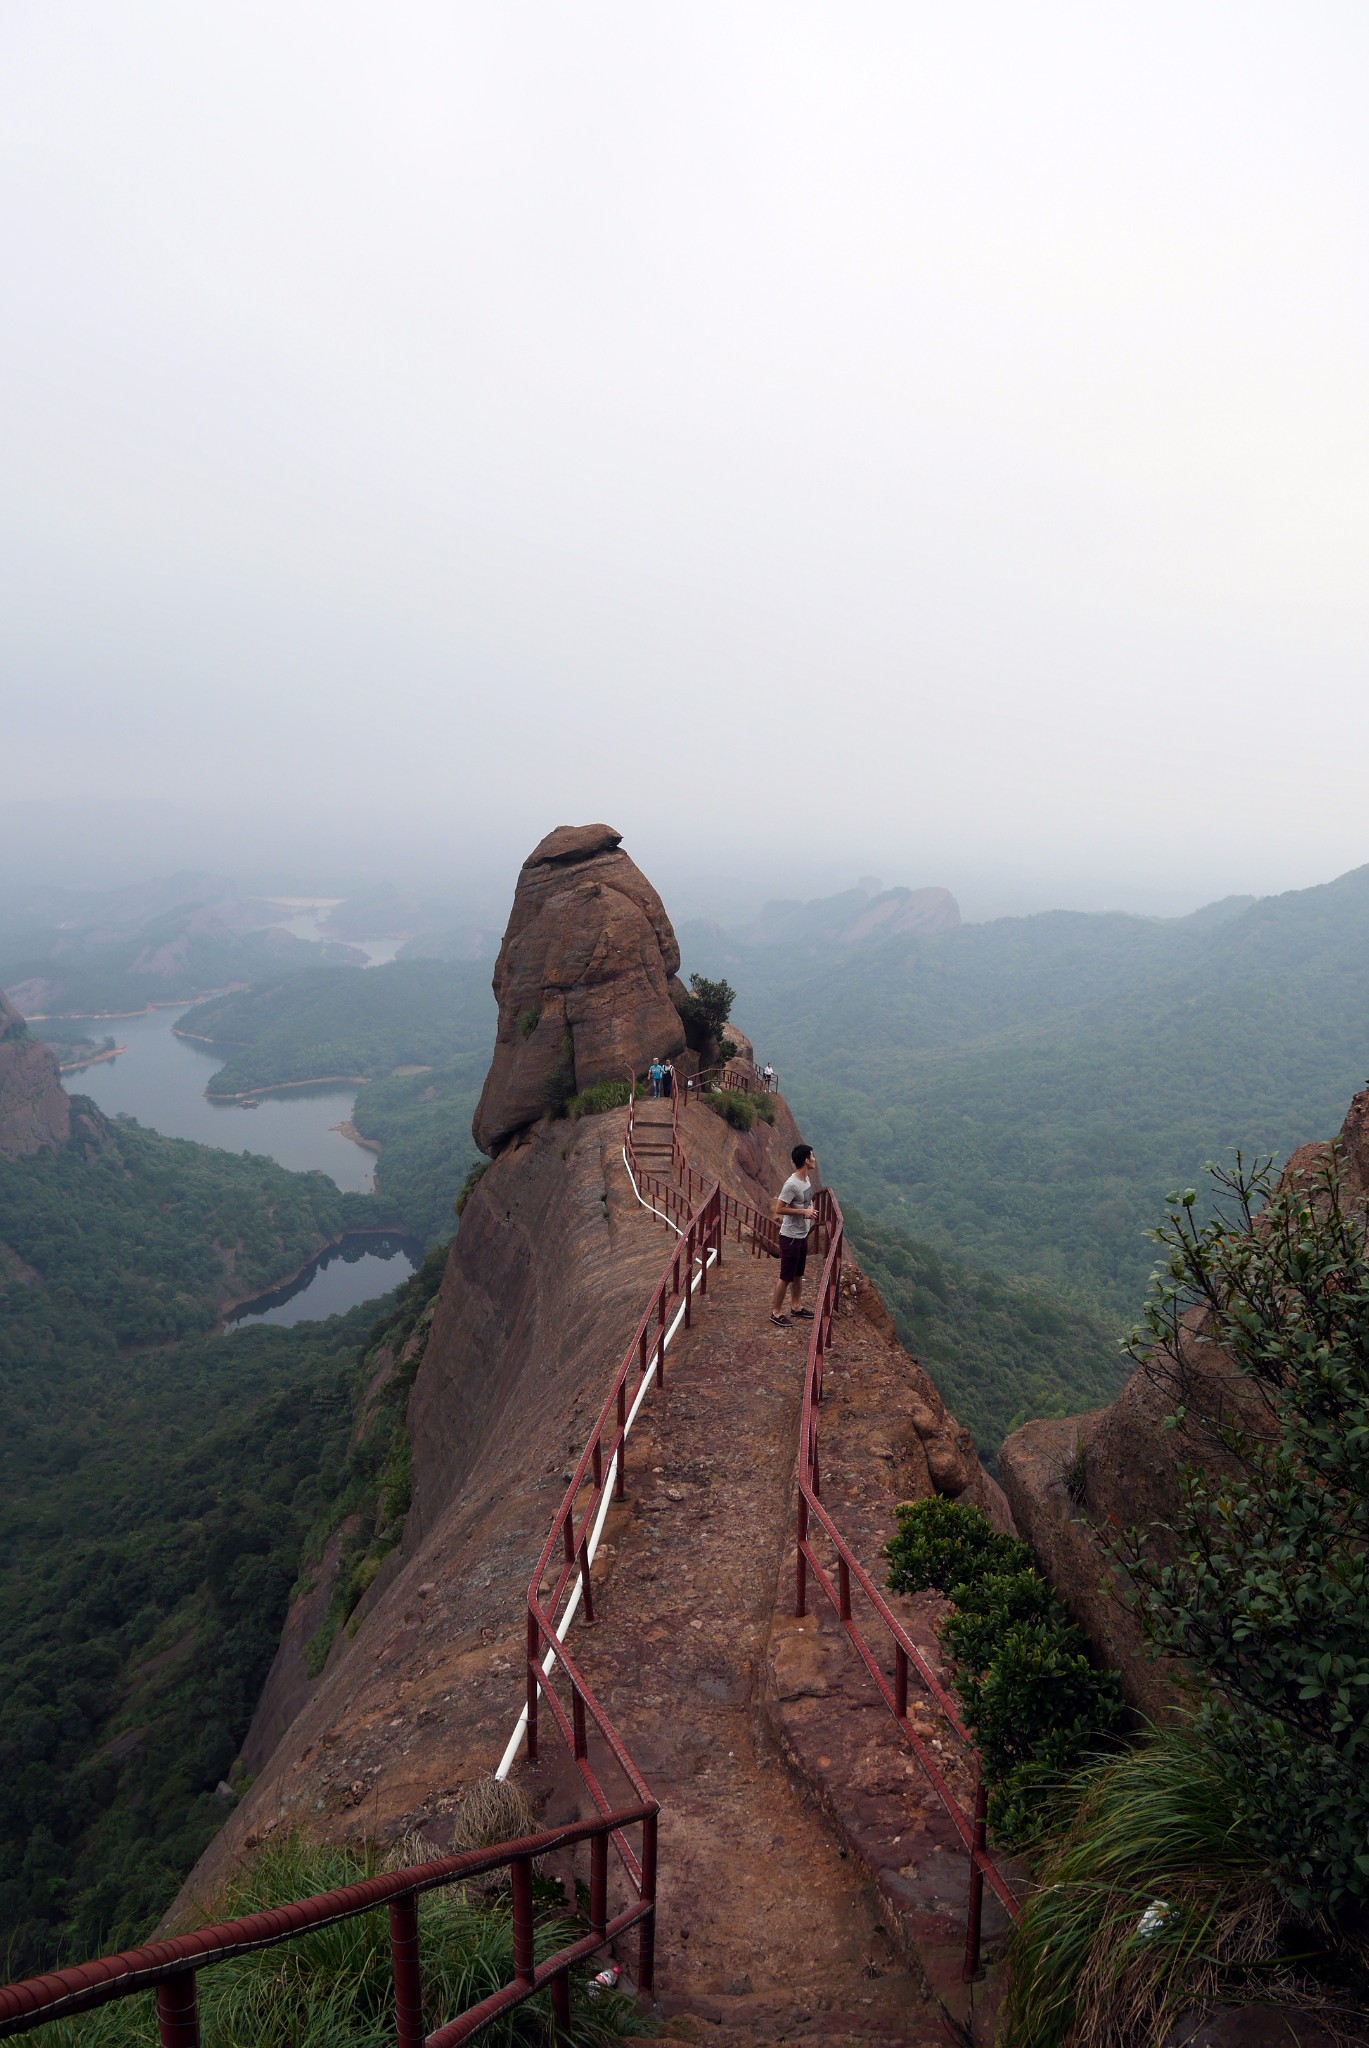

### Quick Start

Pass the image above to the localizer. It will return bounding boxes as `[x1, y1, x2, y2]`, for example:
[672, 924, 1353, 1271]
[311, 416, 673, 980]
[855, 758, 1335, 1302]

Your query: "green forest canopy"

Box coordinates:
[682, 863, 1369, 1321]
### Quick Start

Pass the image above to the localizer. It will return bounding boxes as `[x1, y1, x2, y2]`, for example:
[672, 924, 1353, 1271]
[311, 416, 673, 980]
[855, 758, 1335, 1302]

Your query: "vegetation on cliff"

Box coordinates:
[1002, 1148, 1369, 2042]
[886, 1498, 1123, 1844]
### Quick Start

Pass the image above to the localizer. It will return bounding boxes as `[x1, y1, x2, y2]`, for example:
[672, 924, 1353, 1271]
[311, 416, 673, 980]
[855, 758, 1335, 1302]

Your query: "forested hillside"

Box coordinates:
[684, 865, 1369, 1321]
[0, 1104, 436, 1973]
[186, 959, 495, 1095]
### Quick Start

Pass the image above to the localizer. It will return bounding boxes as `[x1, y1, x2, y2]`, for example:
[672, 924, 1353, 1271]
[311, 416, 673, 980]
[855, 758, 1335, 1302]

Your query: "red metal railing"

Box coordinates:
[515, 1172, 727, 1998]
[793, 1185, 1018, 1976]
[0, 1813, 653, 2046]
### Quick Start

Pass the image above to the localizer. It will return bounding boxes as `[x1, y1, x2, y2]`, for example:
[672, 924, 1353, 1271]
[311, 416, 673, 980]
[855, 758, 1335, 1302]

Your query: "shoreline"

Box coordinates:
[206, 1072, 370, 1101]
[58, 1044, 128, 1074]
[218, 1226, 415, 1325]
[28, 986, 245, 1023]
[332, 1119, 383, 1153]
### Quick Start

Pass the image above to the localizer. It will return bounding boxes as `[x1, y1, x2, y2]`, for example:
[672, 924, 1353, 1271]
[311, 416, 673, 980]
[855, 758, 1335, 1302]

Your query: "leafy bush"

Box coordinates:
[33, 1831, 645, 2048]
[1000, 1726, 1359, 2048]
[1120, 1148, 1369, 1913]
[703, 1087, 756, 1132]
[886, 1498, 1123, 1842]
[453, 1160, 488, 1218]
[568, 1079, 635, 1119]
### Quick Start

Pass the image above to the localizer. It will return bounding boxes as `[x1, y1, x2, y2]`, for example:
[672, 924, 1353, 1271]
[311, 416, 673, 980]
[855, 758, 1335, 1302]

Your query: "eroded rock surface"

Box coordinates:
[472, 823, 687, 1155]
[0, 987, 70, 1158]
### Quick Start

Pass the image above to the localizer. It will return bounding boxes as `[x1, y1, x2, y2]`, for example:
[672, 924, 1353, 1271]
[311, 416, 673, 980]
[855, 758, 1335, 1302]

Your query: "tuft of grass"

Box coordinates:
[702, 1087, 756, 1132]
[567, 1079, 634, 1120]
[34, 1831, 647, 2048]
[1002, 1726, 1363, 2048]
[454, 1160, 488, 1219]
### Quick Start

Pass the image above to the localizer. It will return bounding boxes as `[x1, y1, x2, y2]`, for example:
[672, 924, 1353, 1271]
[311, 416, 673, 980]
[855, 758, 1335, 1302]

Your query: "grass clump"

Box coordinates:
[703, 1087, 758, 1132]
[453, 1160, 488, 1219]
[567, 1079, 637, 1119]
[1002, 1727, 1363, 2048]
[886, 1497, 1123, 1844]
[35, 1830, 645, 2048]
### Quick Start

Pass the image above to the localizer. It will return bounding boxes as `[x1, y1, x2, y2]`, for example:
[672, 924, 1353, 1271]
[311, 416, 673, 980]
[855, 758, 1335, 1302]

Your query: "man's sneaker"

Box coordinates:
[792, 1306, 814, 1319]
[770, 1312, 790, 1328]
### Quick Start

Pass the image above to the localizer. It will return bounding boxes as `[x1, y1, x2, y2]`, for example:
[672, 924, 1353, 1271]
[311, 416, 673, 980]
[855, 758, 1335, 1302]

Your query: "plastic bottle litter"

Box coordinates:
[1136, 1898, 1171, 1939]
[586, 1963, 622, 1999]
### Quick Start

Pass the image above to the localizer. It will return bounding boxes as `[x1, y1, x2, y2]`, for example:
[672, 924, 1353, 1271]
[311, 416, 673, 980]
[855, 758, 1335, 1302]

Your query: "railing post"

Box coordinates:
[638, 1812, 658, 1993]
[615, 1384, 627, 1499]
[579, 1538, 595, 1623]
[512, 1856, 535, 1988]
[573, 1687, 588, 1759]
[526, 1609, 541, 1762]
[684, 1222, 694, 1328]
[592, 1438, 603, 1492]
[838, 1556, 851, 1622]
[963, 1777, 988, 1980]
[389, 1891, 425, 2048]
[590, 1828, 608, 1937]
[156, 1971, 200, 2048]
[796, 1493, 809, 1617]
[551, 1967, 572, 2040]
[895, 1643, 909, 1720]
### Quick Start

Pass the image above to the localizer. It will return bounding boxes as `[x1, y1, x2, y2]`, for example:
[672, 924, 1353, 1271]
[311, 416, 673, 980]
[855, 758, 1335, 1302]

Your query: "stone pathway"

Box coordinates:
[522, 1178, 954, 2045]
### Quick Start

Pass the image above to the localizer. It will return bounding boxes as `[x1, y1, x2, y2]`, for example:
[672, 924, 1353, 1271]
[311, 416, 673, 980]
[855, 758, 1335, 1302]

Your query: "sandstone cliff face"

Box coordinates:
[472, 824, 686, 1155]
[0, 988, 70, 1158]
[1000, 1085, 1369, 1717]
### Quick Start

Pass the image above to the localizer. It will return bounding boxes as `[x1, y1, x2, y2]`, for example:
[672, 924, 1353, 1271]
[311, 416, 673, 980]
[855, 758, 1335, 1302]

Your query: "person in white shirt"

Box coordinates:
[771, 1142, 818, 1327]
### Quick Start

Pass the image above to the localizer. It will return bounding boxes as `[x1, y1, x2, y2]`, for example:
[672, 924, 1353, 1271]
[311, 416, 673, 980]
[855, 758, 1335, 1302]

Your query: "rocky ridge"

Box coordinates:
[171, 827, 1010, 2038]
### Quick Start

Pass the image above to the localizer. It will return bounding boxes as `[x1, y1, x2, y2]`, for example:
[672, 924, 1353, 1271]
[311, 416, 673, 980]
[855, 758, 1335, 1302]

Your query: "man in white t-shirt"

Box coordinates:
[771, 1142, 818, 1327]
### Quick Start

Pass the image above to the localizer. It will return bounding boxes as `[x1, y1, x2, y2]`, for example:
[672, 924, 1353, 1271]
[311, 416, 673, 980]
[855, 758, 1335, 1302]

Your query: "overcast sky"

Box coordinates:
[3, 4, 1367, 918]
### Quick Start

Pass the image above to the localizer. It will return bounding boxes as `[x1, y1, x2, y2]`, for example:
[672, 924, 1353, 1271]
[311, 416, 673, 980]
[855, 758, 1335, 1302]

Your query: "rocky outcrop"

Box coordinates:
[1000, 1085, 1369, 1716]
[0, 988, 70, 1158]
[472, 824, 687, 1155]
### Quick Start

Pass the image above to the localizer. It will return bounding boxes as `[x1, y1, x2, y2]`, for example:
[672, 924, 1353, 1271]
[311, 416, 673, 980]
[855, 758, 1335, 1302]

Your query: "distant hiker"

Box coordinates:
[771, 1143, 818, 1327]
[763, 1061, 776, 1092]
[649, 1058, 664, 1099]
[662, 1059, 675, 1099]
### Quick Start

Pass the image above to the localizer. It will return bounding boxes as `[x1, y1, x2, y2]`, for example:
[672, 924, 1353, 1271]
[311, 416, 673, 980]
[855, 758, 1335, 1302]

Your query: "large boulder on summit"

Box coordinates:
[472, 824, 687, 1155]
[0, 987, 70, 1158]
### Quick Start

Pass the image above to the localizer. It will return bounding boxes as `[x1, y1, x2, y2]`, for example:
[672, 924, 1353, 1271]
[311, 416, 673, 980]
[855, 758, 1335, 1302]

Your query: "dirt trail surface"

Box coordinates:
[525, 1105, 950, 2045]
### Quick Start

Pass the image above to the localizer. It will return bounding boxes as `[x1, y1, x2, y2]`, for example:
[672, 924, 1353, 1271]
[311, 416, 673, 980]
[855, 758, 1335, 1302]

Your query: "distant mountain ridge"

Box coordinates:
[682, 862, 1369, 1319]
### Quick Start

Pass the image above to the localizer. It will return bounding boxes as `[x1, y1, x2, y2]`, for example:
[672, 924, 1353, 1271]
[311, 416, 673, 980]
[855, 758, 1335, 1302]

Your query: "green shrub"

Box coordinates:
[453, 1161, 488, 1218]
[33, 1831, 646, 2048]
[1001, 1725, 1359, 2048]
[886, 1498, 1123, 1843]
[703, 1087, 756, 1132]
[517, 1005, 542, 1040]
[568, 1079, 634, 1119]
[1120, 1148, 1369, 1913]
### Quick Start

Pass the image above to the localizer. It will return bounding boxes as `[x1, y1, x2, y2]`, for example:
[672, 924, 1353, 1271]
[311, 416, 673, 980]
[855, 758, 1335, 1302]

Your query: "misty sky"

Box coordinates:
[3, 4, 1367, 919]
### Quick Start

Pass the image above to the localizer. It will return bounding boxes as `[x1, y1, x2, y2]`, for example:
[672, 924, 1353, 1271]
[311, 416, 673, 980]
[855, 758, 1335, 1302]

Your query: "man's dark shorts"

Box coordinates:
[779, 1234, 809, 1284]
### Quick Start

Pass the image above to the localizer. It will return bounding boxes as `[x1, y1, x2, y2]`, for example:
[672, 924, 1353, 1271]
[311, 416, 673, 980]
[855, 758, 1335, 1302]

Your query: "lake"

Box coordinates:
[225, 1232, 424, 1332]
[59, 1004, 421, 1321]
